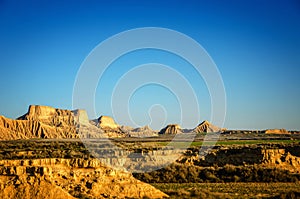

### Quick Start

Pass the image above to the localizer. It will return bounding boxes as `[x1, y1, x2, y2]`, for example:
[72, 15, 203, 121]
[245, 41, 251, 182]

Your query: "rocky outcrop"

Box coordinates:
[193, 120, 223, 133]
[97, 116, 119, 130]
[264, 129, 290, 134]
[96, 116, 126, 137]
[159, 124, 182, 134]
[178, 146, 300, 173]
[0, 115, 78, 140]
[0, 158, 168, 199]
[262, 149, 300, 172]
[18, 105, 75, 127]
[72, 109, 90, 126]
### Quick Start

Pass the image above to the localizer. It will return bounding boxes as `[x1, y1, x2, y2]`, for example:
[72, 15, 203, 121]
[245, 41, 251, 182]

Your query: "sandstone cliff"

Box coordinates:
[0, 158, 168, 199]
[18, 105, 75, 126]
[0, 105, 78, 140]
[97, 116, 119, 130]
[0, 105, 129, 140]
[96, 116, 126, 137]
[0, 115, 77, 140]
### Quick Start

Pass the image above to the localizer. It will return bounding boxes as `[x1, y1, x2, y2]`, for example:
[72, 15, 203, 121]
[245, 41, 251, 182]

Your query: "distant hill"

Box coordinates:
[159, 124, 182, 134]
[3, 104, 294, 140]
[193, 120, 224, 133]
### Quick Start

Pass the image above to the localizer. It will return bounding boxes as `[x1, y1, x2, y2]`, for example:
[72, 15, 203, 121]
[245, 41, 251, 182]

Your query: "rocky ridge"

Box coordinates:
[0, 105, 295, 140]
[0, 105, 127, 140]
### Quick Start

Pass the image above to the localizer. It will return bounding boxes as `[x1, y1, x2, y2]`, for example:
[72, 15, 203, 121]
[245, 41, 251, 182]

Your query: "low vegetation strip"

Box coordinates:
[151, 182, 300, 199]
[155, 139, 299, 147]
[133, 164, 300, 183]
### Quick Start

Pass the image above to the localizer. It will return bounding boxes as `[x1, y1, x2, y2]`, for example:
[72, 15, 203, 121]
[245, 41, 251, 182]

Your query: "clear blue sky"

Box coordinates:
[0, 0, 299, 130]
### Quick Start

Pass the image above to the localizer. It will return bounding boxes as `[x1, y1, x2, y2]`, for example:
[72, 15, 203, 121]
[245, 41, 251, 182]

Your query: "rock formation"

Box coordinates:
[0, 105, 130, 140]
[129, 125, 158, 137]
[262, 149, 300, 173]
[0, 115, 78, 140]
[97, 116, 119, 130]
[264, 129, 290, 134]
[193, 120, 223, 133]
[177, 146, 300, 173]
[0, 158, 168, 199]
[95, 116, 127, 137]
[72, 109, 90, 126]
[159, 124, 182, 134]
[18, 105, 75, 127]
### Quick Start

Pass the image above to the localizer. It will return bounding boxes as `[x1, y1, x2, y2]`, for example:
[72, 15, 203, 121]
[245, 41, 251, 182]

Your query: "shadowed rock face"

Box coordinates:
[0, 158, 168, 199]
[159, 124, 182, 134]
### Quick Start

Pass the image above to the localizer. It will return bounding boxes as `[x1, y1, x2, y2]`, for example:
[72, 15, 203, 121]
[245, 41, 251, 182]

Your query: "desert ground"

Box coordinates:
[0, 105, 299, 198]
[0, 134, 299, 198]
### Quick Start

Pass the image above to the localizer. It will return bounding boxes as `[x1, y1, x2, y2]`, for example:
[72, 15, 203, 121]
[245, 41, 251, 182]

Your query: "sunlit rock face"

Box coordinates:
[18, 105, 75, 127]
[72, 109, 89, 125]
[264, 129, 290, 134]
[0, 158, 168, 199]
[97, 115, 119, 130]
[0, 109, 78, 140]
[193, 120, 223, 133]
[0, 105, 131, 140]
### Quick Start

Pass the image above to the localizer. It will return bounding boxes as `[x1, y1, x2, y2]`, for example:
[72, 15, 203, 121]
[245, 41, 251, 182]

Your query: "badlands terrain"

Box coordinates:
[0, 105, 299, 198]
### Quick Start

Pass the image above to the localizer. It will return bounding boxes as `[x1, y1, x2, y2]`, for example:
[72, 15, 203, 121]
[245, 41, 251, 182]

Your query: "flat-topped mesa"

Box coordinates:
[0, 105, 82, 140]
[193, 120, 223, 133]
[159, 124, 182, 134]
[18, 105, 75, 127]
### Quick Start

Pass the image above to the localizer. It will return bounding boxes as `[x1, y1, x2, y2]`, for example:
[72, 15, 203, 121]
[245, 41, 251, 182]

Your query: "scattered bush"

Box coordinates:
[133, 163, 300, 183]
